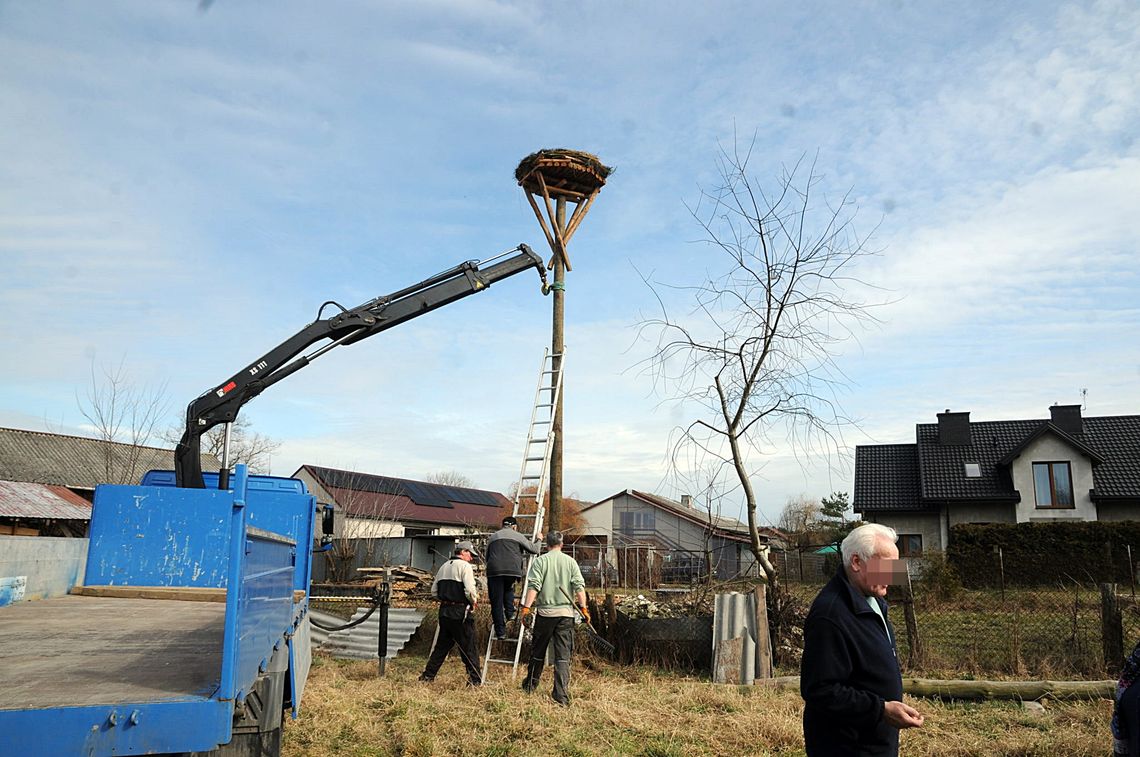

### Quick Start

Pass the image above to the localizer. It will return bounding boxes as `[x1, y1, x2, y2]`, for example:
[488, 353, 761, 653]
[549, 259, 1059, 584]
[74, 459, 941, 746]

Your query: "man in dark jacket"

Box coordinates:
[801, 523, 923, 756]
[419, 540, 482, 685]
[486, 516, 539, 639]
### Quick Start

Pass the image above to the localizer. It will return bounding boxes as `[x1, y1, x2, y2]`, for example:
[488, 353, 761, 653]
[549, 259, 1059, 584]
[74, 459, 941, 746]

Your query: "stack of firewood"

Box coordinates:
[356, 565, 434, 603]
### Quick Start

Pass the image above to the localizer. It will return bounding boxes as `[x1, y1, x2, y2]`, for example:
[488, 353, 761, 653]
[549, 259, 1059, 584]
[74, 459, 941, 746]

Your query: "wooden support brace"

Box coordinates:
[524, 190, 559, 262]
[537, 172, 572, 271]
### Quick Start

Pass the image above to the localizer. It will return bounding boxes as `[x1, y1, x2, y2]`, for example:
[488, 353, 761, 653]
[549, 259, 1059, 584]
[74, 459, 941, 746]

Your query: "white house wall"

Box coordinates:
[1009, 434, 1097, 523]
[863, 512, 944, 552]
[1098, 502, 1140, 522]
[579, 498, 613, 540]
[611, 493, 710, 551]
[344, 517, 405, 539]
[947, 502, 1016, 527]
[293, 469, 332, 505]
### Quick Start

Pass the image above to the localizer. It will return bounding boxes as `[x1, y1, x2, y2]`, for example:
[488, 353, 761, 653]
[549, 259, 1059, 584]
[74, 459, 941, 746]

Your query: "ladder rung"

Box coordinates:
[525, 456, 544, 462]
[528, 438, 549, 444]
[512, 513, 537, 518]
[521, 475, 541, 480]
[536, 403, 554, 408]
[489, 658, 518, 664]
[531, 420, 551, 424]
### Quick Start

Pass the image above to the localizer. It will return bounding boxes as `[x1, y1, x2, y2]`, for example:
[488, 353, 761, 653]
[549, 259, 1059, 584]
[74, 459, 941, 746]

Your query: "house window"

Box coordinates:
[619, 510, 656, 532]
[897, 534, 922, 557]
[964, 462, 981, 478]
[1033, 462, 1074, 508]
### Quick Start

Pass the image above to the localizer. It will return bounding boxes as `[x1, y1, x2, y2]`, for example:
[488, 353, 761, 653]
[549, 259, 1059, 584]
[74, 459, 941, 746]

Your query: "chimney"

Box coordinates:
[680, 494, 693, 508]
[1050, 404, 1083, 435]
[937, 410, 971, 446]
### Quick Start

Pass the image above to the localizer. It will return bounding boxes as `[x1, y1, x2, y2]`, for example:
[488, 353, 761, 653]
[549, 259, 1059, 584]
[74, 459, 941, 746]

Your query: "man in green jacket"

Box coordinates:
[518, 531, 587, 706]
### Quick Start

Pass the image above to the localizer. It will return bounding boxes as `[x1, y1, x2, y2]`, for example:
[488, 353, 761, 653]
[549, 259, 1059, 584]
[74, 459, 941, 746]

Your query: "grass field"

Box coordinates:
[282, 651, 1114, 756]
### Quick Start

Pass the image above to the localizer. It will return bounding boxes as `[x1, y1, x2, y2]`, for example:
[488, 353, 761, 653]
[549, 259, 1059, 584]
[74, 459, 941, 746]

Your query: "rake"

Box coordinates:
[558, 587, 617, 658]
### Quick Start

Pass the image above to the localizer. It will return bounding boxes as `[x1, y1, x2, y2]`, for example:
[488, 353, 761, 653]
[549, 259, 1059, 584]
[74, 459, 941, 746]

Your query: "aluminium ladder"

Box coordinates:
[481, 348, 564, 681]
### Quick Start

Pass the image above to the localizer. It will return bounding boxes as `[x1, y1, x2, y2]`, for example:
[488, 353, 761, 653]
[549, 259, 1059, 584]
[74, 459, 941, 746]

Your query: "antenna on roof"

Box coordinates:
[1080, 388, 1088, 410]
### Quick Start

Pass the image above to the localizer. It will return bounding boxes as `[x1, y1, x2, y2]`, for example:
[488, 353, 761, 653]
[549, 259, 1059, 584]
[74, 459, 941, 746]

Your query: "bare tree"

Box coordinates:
[503, 483, 587, 536]
[163, 415, 280, 474]
[424, 470, 475, 488]
[778, 494, 823, 546]
[637, 142, 882, 597]
[78, 359, 170, 485]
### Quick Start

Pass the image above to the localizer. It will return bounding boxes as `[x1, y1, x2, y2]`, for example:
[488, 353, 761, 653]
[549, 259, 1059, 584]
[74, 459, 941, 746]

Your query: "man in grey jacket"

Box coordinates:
[485, 516, 539, 639]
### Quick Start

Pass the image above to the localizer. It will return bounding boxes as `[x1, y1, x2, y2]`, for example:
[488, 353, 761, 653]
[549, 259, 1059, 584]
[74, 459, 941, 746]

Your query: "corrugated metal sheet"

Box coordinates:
[311, 607, 425, 660]
[0, 480, 92, 520]
[712, 592, 756, 685]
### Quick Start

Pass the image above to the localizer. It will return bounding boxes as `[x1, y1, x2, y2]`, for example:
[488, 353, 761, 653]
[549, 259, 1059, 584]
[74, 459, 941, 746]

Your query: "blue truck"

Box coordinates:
[0, 246, 547, 755]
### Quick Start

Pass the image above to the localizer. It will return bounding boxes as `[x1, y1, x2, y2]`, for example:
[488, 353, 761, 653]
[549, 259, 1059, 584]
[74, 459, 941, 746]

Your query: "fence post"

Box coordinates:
[376, 567, 391, 677]
[902, 566, 923, 669]
[997, 546, 1005, 602]
[753, 583, 773, 679]
[1128, 545, 1136, 600]
[798, 549, 804, 582]
[1102, 582, 1124, 670]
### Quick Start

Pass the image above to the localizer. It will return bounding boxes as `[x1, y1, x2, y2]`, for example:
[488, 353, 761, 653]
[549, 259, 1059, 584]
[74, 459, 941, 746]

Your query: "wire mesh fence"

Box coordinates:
[780, 547, 1140, 678]
[563, 544, 759, 591]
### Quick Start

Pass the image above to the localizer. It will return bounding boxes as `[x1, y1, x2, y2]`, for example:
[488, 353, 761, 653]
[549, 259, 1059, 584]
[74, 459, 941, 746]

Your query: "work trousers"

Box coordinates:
[1118, 681, 1140, 756]
[522, 615, 575, 705]
[487, 574, 519, 637]
[422, 613, 481, 685]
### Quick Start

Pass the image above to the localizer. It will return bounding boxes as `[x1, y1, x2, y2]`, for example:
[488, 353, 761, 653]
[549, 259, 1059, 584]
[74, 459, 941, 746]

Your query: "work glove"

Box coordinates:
[520, 606, 532, 621]
[579, 605, 591, 625]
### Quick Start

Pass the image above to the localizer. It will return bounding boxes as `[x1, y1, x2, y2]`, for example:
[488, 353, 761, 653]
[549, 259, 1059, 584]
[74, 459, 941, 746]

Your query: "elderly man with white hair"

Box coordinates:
[800, 523, 924, 756]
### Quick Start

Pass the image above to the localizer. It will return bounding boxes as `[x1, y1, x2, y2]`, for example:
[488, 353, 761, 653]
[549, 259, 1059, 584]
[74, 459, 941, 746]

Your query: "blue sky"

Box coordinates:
[1, 1, 1137, 526]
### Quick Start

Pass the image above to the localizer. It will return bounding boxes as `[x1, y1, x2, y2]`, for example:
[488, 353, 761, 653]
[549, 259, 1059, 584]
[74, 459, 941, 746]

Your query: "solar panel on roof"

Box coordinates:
[310, 465, 510, 509]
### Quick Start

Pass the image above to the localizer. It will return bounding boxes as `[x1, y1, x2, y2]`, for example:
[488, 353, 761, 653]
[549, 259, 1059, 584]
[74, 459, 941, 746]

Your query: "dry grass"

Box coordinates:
[283, 652, 1112, 756]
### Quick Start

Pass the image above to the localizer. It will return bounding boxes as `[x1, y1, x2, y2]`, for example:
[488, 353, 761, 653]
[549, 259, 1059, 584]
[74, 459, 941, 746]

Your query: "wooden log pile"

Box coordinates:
[356, 565, 433, 603]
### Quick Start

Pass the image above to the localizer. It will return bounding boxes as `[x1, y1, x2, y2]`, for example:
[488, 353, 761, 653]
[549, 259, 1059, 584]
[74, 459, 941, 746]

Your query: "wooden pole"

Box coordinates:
[903, 563, 923, 669]
[758, 676, 1114, 700]
[753, 583, 773, 679]
[1102, 582, 1124, 670]
[550, 196, 566, 532]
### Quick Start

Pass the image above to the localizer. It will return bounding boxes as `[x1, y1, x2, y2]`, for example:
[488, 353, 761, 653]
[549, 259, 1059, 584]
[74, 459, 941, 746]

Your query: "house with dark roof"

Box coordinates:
[0, 426, 221, 497]
[854, 405, 1140, 555]
[0, 426, 220, 536]
[292, 465, 511, 538]
[579, 489, 764, 580]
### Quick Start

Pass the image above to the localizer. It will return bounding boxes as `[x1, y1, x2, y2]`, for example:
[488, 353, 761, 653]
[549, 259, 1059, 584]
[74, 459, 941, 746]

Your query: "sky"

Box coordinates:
[1, 0, 1137, 527]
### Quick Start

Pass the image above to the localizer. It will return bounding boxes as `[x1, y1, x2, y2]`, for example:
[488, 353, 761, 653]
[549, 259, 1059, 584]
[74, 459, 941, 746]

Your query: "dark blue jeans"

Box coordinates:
[488, 574, 518, 637]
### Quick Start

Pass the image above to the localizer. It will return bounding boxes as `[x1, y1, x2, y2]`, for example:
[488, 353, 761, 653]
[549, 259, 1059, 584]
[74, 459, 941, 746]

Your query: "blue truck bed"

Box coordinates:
[0, 466, 318, 756]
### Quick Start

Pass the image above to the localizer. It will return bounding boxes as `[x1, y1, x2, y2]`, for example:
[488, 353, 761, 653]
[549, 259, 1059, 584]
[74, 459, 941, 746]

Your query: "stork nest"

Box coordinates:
[516, 148, 613, 199]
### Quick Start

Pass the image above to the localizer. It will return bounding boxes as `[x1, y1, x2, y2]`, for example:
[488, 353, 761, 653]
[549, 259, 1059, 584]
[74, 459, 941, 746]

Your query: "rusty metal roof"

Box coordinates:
[0, 480, 93, 520]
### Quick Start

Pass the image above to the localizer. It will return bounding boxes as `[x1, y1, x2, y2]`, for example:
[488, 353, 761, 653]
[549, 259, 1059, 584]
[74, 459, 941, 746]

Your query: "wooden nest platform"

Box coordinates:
[516, 148, 613, 200]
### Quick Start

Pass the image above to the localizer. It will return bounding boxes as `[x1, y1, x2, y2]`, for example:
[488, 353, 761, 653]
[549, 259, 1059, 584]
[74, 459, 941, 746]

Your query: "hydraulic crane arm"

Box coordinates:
[174, 244, 547, 488]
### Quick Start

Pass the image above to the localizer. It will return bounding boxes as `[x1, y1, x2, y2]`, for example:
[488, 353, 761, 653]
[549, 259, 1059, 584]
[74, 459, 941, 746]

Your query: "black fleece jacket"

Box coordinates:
[800, 567, 903, 757]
